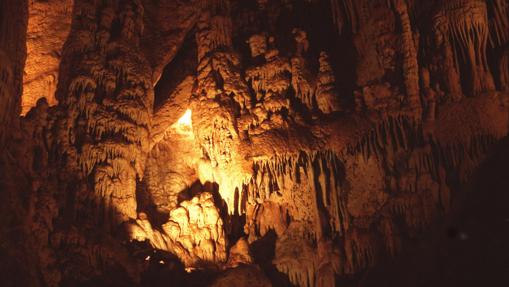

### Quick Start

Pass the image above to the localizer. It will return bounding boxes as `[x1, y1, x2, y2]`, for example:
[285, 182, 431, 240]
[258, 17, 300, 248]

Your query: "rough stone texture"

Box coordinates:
[21, 0, 73, 114]
[129, 192, 227, 267]
[1, 0, 509, 287]
[141, 0, 201, 82]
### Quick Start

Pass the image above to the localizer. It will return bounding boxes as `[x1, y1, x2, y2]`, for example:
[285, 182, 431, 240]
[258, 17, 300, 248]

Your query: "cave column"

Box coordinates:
[55, 0, 153, 229]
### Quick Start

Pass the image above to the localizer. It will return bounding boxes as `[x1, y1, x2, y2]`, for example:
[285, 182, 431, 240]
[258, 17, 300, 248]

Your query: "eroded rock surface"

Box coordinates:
[1, 0, 509, 286]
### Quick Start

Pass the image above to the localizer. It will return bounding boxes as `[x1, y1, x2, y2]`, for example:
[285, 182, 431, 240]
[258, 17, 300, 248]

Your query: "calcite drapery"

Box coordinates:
[2, 0, 509, 286]
[56, 0, 153, 227]
[192, 4, 252, 214]
[434, 0, 495, 95]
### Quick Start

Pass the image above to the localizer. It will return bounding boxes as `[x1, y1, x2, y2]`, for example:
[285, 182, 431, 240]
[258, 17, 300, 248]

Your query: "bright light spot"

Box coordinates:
[178, 109, 192, 126]
[185, 267, 195, 273]
[173, 109, 193, 136]
[145, 255, 151, 261]
[159, 260, 165, 264]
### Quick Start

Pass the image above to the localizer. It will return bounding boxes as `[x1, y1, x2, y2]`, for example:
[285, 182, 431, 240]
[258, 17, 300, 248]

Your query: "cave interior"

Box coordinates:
[1, 0, 509, 286]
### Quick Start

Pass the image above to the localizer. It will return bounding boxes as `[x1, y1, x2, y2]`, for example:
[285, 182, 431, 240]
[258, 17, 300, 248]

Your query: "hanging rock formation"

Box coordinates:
[56, 0, 153, 228]
[1, 0, 509, 286]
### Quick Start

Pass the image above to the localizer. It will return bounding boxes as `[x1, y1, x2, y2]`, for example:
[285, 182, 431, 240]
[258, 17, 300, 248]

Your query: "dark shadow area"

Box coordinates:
[250, 229, 294, 287]
[153, 31, 197, 108]
[358, 136, 509, 287]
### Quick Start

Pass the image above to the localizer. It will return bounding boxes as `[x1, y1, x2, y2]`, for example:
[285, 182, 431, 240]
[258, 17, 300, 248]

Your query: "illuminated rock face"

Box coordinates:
[129, 192, 227, 267]
[21, 0, 73, 114]
[56, 0, 153, 228]
[1, 0, 509, 286]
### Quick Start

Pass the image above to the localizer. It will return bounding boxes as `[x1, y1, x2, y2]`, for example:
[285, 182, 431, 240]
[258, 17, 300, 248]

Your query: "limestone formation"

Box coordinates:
[434, 0, 495, 95]
[129, 192, 227, 267]
[315, 52, 342, 113]
[56, 0, 153, 228]
[1, 1, 509, 287]
[22, 0, 73, 114]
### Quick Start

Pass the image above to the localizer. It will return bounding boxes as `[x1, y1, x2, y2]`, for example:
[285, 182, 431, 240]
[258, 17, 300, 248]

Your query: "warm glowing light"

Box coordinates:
[173, 109, 193, 136]
[185, 267, 195, 273]
[178, 109, 192, 126]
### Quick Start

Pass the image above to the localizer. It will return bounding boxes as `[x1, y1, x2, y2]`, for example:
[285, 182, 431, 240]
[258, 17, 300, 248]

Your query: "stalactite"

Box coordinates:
[246, 56, 292, 104]
[56, 1, 153, 228]
[343, 227, 376, 274]
[330, 0, 360, 34]
[488, 0, 509, 47]
[435, 0, 495, 95]
[192, 4, 255, 215]
[195, 4, 233, 62]
[245, 150, 349, 242]
[273, 223, 320, 287]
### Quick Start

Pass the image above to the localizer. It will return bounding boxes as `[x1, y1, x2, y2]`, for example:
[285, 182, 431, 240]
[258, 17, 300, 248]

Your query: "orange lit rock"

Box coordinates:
[2, 1, 509, 286]
[129, 192, 227, 267]
[22, 0, 73, 114]
[227, 238, 253, 267]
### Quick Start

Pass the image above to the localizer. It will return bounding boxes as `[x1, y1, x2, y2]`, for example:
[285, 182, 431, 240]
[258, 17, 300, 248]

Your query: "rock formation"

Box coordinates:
[1, 0, 509, 286]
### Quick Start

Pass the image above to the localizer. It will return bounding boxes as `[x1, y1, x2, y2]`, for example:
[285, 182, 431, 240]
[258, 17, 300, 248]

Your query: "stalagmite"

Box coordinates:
[128, 192, 227, 267]
[292, 28, 310, 56]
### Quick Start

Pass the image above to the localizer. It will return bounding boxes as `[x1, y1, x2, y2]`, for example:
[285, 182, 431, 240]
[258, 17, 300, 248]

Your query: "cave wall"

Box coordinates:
[21, 0, 73, 114]
[0, 1, 35, 286]
[0, 0, 28, 147]
[1, 0, 509, 286]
